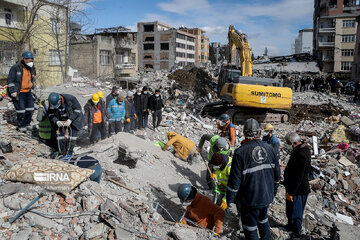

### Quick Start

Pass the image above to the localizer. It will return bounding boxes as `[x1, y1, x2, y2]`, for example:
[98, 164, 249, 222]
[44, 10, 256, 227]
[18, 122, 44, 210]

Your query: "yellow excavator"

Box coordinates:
[201, 26, 293, 123]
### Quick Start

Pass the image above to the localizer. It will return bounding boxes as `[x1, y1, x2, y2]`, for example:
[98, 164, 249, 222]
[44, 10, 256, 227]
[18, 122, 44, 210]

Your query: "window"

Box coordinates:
[341, 61, 352, 71]
[342, 49, 354, 56]
[144, 36, 154, 42]
[144, 24, 154, 32]
[176, 42, 186, 49]
[131, 53, 136, 64]
[319, 22, 324, 28]
[50, 18, 61, 34]
[33, 49, 38, 55]
[343, 20, 355, 28]
[187, 53, 194, 59]
[143, 43, 154, 50]
[176, 33, 186, 40]
[100, 50, 111, 65]
[342, 35, 355, 42]
[4, 8, 12, 25]
[49, 50, 64, 66]
[187, 37, 194, 42]
[144, 64, 153, 69]
[187, 45, 195, 50]
[144, 55, 152, 59]
[176, 52, 185, 58]
[160, 43, 169, 50]
[0, 50, 16, 65]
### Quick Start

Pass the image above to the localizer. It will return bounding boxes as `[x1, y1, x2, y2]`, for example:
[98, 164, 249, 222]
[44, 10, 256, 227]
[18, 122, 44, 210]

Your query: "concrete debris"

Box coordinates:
[173, 228, 198, 240]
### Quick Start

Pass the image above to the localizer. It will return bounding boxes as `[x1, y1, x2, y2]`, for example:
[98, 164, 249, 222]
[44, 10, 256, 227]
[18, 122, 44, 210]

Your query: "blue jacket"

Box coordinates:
[107, 99, 125, 122]
[226, 139, 280, 207]
[262, 135, 280, 152]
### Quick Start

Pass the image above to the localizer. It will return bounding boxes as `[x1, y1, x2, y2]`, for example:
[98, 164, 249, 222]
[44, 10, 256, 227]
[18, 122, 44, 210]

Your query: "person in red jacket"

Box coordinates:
[177, 184, 225, 234]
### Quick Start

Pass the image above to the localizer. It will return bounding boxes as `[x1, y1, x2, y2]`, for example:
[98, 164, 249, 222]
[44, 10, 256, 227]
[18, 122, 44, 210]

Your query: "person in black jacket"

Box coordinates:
[133, 88, 143, 129]
[226, 118, 280, 240]
[106, 86, 119, 108]
[148, 89, 164, 131]
[283, 132, 311, 238]
[84, 93, 107, 143]
[48, 92, 84, 156]
[141, 86, 150, 128]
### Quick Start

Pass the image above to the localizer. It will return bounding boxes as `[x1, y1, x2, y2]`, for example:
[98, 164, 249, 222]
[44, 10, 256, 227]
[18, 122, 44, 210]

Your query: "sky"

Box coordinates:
[84, 0, 314, 56]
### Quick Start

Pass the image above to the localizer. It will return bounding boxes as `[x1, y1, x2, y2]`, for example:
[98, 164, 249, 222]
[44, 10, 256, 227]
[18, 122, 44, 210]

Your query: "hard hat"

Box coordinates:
[127, 91, 134, 97]
[48, 92, 61, 109]
[211, 153, 224, 166]
[264, 123, 274, 132]
[97, 91, 104, 98]
[219, 114, 230, 121]
[215, 137, 227, 149]
[243, 118, 260, 137]
[117, 95, 124, 102]
[21, 51, 34, 59]
[92, 93, 100, 104]
[177, 183, 192, 202]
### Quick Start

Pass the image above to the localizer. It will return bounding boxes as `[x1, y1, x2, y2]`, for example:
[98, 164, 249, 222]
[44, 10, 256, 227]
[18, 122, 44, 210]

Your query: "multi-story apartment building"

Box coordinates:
[137, 21, 196, 71]
[294, 29, 313, 54]
[69, 27, 138, 80]
[179, 28, 210, 67]
[0, 0, 68, 87]
[313, 0, 360, 79]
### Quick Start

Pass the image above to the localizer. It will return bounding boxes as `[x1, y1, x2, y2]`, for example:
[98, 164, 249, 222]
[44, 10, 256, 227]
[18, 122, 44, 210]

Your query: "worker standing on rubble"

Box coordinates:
[141, 86, 150, 128]
[106, 86, 119, 108]
[163, 132, 197, 162]
[217, 114, 236, 148]
[226, 118, 280, 240]
[283, 132, 311, 238]
[210, 153, 232, 210]
[107, 94, 126, 135]
[124, 91, 136, 133]
[177, 184, 225, 235]
[335, 79, 343, 99]
[84, 93, 107, 143]
[148, 89, 164, 131]
[133, 88, 143, 129]
[47, 92, 84, 156]
[7, 51, 36, 132]
[262, 123, 280, 153]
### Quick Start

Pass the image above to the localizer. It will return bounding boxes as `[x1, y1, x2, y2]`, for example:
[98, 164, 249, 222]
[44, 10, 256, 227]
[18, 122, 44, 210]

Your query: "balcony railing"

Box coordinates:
[319, 27, 335, 32]
[116, 40, 135, 49]
[115, 63, 135, 69]
[319, 42, 335, 47]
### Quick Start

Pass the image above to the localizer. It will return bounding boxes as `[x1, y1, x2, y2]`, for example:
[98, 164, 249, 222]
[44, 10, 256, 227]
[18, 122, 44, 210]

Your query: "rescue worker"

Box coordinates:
[226, 118, 280, 240]
[106, 86, 119, 108]
[283, 132, 311, 238]
[47, 92, 84, 156]
[7, 51, 36, 132]
[198, 135, 231, 161]
[335, 79, 343, 98]
[217, 114, 236, 148]
[84, 93, 107, 143]
[163, 132, 197, 162]
[107, 94, 126, 135]
[124, 91, 136, 133]
[141, 86, 150, 128]
[210, 153, 232, 210]
[262, 123, 280, 153]
[37, 99, 54, 147]
[177, 184, 225, 235]
[133, 87, 143, 129]
[97, 91, 105, 104]
[149, 89, 164, 131]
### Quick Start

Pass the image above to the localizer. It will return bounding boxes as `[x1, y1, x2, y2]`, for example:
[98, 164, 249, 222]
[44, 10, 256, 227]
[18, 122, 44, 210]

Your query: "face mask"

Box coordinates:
[219, 121, 226, 127]
[144, 91, 148, 94]
[26, 62, 34, 68]
[182, 201, 192, 206]
[213, 165, 220, 170]
[155, 94, 160, 97]
[285, 144, 293, 152]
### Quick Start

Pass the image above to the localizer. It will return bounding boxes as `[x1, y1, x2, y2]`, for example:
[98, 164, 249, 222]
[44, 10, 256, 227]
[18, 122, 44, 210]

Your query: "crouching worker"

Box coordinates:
[54, 154, 102, 183]
[107, 94, 126, 135]
[163, 132, 197, 162]
[177, 183, 225, 235]
[210, 153, 232, 210]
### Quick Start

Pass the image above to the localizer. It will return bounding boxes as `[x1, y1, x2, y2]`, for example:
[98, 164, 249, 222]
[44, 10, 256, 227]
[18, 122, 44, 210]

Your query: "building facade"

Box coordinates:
[69, 27, 137, 80]
[0, 0, 68, 87]
[352, 15, 360, 81]
[137, 21, 196, 71]
[294, 29, 313, 54]
[313, 0, 360, 79]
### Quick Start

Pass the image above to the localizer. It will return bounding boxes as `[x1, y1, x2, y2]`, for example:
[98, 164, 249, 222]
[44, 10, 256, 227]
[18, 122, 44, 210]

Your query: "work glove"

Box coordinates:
[286, 193, 294, 202]
[126, 118, 130, 123]
[56, 121, 63, 128]
[220, 198, 227, 210]
[64, 119, 72, 127]
[134, 114, 137, 119]
[11, 92, 17, 98]
[210, 173, 216, 179]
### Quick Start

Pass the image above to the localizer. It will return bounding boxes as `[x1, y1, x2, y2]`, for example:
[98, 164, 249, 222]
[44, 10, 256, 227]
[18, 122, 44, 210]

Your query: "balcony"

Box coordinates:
[116, 40, 135, 49]
[319, 27, 335, 33]
[318, 42, 335, 47]
[322, 56, 334, 62]
[115, 63, 135, 69]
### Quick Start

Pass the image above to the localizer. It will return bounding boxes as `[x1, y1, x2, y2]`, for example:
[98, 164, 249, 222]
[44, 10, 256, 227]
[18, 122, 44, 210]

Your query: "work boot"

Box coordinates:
[18, 127, 27, 132]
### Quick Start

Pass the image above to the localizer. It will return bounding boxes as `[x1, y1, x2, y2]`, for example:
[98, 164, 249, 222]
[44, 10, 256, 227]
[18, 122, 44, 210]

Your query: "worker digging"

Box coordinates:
[1, 5, 360, 240]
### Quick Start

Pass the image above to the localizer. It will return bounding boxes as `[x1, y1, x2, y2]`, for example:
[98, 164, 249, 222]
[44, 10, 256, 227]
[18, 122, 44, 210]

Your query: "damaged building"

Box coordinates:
[137, 21, 196, 71]
[69, 26, 138, 80]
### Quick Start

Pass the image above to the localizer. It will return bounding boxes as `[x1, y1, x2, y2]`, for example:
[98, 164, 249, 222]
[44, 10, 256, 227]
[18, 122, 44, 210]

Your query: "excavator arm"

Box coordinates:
[228, 25, 252, 76]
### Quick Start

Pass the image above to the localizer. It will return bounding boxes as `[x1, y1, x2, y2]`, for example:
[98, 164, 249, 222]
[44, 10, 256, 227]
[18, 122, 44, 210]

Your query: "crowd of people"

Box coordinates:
[7, 52, 313, 239]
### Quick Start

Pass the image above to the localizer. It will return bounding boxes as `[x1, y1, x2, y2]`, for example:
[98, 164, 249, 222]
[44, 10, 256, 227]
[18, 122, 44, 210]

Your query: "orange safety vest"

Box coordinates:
[93, 105, 102, 124]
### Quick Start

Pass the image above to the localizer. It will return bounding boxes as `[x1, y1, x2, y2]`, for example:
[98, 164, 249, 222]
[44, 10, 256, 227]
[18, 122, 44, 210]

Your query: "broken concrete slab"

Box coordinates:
[173, 227, 198, 240]
[331, 222, 360, 239]
[24, 212, 57, 229]
[84, 222, 106, 239]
